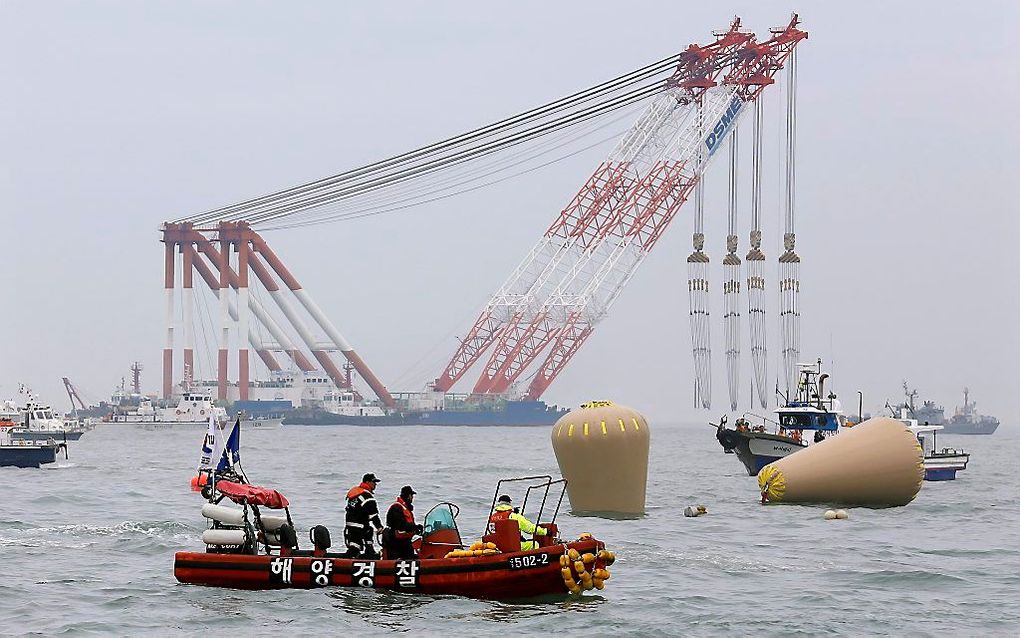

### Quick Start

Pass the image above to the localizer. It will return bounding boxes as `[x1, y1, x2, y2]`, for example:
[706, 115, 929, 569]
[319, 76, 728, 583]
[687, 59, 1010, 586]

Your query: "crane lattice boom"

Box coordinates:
[436, 16, 806, 400]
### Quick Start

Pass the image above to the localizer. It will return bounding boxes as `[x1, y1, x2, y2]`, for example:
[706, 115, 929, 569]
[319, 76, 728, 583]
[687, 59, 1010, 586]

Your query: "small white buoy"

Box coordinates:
[835, 509, 849, 519]
[824, 509, 837, 520]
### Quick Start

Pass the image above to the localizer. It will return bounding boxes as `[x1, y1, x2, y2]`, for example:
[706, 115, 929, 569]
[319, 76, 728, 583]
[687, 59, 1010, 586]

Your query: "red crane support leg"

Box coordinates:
[217, 235, 231, 401]
[181, 241, 195, 389]
[163, 239, 175, 400]
[237, 231, 250, 402]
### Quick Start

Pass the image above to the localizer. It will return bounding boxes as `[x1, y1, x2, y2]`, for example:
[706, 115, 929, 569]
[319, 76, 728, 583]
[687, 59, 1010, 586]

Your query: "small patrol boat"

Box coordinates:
[174, 422, 614, 599]
[714, 360, 847, 476]
[0, 417, 67, 468]
[895, 409, 970, 481]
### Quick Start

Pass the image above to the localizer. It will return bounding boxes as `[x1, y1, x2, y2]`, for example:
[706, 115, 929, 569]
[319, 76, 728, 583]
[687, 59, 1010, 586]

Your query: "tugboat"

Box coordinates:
[175, 426, 614, 598]
[0, 417, 67, 468]
[714, 359, 847, 476]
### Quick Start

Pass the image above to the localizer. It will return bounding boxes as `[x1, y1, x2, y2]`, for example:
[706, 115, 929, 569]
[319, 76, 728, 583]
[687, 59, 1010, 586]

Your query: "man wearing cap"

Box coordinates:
[344, 473, 385, 558]
[382, 485, 424, 559]
[488, 494, 549, 551]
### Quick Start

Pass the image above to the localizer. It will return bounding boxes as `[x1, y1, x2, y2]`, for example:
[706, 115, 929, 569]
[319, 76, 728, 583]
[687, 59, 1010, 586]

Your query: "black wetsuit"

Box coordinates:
[344, 485, 383, 558]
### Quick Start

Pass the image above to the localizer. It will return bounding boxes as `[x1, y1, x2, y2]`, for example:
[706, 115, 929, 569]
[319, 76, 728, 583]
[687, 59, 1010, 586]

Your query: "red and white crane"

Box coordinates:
[433, 20, 755, 396]
[436, 16, 806, 401]
[160, 15, 807, 411]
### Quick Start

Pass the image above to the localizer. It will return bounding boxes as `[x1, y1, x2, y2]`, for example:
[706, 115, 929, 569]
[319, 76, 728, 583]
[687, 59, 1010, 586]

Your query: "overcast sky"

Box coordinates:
[1, 1, 1017, 424]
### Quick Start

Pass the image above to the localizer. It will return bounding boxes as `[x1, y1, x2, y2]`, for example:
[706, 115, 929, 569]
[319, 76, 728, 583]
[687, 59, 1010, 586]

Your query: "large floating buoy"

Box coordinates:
[551, 401, 650, 516]
[758, 417, 923, 507]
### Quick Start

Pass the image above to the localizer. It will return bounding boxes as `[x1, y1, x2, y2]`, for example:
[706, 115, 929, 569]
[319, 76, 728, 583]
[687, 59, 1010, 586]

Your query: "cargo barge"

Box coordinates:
[284, 397, 567, 427]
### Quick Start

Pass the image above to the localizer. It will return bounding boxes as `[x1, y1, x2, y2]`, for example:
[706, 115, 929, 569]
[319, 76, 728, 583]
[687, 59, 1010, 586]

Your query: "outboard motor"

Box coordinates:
[309, 525, 331, 557]
[277, 523, 298, 555]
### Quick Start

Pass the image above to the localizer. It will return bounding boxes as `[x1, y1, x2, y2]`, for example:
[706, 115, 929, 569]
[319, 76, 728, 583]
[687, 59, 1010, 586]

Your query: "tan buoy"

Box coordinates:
[758, 417, 924, 507]
[551, 401, 650, 516]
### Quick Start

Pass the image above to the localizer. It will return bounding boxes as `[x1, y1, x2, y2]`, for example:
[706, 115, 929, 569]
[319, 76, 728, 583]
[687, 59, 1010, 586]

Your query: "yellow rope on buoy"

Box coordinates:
[757, 464, 787, 502]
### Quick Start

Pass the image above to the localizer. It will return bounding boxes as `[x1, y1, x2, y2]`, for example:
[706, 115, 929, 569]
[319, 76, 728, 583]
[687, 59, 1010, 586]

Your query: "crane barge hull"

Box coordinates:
[284, 400, 568, 427]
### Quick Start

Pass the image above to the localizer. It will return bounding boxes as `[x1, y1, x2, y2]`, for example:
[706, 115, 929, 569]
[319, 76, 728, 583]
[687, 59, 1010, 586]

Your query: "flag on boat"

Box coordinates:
[197, 416, 241, 472]
[217, 416, 241, 472]
[197, 414, 225, 471]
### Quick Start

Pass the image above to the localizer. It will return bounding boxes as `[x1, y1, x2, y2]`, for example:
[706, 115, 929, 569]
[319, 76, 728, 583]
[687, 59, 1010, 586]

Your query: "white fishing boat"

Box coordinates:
[713, 360, 847, 475]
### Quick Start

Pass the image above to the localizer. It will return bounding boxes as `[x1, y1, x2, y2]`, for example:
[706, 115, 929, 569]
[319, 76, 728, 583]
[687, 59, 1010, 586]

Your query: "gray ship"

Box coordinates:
[892, 383, 999, 435]
[945, 388, 999, 435]
[891, 383, 946, 426]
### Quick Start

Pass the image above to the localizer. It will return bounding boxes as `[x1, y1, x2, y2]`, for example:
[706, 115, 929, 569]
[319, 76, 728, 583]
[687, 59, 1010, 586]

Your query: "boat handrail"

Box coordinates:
[485, 475, 558, 538]
[743, 411, 778, 426]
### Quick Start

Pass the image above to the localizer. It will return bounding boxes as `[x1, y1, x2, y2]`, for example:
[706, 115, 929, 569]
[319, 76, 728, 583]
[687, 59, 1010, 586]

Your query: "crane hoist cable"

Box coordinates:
[258, 106, 640, 231]
[176, 52, 688, 226]
[230, 82, 664, 226]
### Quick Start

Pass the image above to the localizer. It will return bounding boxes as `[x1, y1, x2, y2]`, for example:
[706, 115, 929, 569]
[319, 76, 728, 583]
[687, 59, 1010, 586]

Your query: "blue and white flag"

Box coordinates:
[197, 414, 225, 471]
[216, 417, 241, 472]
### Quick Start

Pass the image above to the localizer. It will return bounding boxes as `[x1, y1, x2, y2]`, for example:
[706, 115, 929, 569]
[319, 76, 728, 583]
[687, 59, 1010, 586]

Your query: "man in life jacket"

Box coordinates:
[344, 473, 385, 558]
[488, 494, 548, 551]
[382, 485, 424, 559]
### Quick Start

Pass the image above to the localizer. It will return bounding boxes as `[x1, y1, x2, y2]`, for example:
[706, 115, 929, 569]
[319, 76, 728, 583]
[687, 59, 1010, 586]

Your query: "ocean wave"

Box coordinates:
[849, 568, 970, 587]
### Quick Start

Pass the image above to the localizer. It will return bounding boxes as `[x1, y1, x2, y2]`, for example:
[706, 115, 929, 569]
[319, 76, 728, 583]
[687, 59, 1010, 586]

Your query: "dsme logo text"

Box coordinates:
[704, 96, 743, 155]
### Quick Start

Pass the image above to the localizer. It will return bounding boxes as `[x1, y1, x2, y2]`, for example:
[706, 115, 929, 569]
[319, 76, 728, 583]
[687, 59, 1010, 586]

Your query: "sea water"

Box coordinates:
[2, 423, 1017, 636]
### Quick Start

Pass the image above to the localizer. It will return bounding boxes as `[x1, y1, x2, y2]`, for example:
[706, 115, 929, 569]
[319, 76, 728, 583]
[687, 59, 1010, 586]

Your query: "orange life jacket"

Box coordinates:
[392, 497, 416, 540]
[346, 481, 374, 501]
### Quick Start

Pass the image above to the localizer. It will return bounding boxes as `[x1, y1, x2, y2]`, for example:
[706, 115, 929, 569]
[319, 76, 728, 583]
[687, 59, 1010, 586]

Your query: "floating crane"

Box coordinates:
[438, 16, 805, 402]
[161, 15, 807, 411]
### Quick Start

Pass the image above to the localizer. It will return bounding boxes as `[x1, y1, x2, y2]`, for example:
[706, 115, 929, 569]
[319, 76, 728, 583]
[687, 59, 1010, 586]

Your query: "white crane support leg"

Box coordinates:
[248, 244, 393, 406]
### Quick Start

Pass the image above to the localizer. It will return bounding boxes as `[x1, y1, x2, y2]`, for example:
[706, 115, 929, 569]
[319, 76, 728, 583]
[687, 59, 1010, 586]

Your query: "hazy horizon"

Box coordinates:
[2, 1, 1017, 425]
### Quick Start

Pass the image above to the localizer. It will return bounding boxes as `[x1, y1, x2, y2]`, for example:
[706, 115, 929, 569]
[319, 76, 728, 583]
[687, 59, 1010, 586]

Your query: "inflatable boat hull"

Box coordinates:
[174, 538, 604, 599]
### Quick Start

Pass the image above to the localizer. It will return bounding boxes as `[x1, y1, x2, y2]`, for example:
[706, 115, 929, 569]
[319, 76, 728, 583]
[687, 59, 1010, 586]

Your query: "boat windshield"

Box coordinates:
[424, 503, 458, 535]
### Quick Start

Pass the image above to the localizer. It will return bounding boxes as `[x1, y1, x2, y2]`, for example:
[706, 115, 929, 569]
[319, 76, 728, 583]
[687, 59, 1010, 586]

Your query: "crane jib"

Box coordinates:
[705, 96, 743, 156]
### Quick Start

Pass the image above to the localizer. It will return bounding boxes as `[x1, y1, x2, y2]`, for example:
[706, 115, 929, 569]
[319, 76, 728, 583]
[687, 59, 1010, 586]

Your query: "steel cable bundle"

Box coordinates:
[176, 53, 690, 229]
